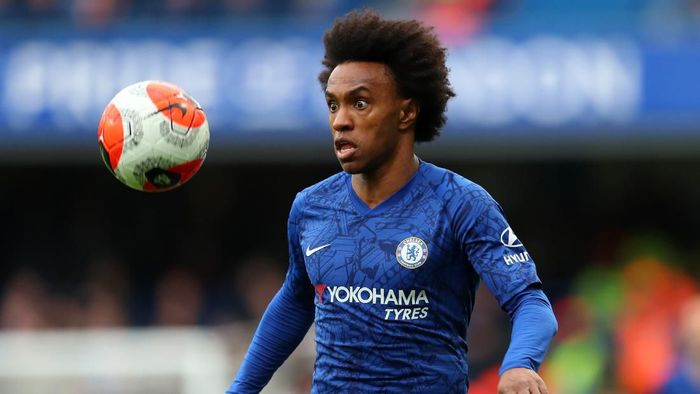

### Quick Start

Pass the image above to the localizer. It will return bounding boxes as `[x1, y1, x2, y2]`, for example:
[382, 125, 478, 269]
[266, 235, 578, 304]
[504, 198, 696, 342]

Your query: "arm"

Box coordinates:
[226, 196, 315, 394]
[456, 188, 557, 393]
[500, 286, 557, 374]
[226, 285, 315, 393]
[497, 286, 557, 394]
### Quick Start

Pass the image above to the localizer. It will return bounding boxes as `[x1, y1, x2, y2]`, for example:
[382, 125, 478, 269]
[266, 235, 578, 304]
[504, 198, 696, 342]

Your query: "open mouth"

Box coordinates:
[335, 139, 357, 160]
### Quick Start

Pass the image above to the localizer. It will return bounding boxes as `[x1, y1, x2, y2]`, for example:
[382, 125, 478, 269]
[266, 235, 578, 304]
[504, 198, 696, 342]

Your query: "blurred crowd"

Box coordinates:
[2, 219, 700, 393]
[0, 0, 698, 48]
[0, 253, 283, 329]
[0, 0, 697, 29]
[467, 235, 700, 394]
[0, 0, 502, 42]
[0, 0, 415, 24]
[0, 0, 376, 23]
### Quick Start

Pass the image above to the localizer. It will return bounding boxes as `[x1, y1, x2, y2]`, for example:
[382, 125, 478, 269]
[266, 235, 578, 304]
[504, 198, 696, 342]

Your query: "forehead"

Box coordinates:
[326, 62, 395, 94]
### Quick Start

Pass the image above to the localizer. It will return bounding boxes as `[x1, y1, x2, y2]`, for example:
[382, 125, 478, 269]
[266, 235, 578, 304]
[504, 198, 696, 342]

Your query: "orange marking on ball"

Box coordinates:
[97, 102, 125, 171]
[146, 81, 206, 129]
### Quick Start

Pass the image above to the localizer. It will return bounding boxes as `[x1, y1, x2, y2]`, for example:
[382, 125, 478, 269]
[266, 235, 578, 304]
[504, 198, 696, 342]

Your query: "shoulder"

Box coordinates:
[419, 161, 496, 208]
[297, 171, 347, 205]
[418, 161, 505, 235]
[290, 172, 347, 217]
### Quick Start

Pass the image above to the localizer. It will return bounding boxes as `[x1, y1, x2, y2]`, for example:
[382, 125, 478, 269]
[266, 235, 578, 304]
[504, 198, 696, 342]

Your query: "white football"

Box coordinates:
[98, 80, 209, 192]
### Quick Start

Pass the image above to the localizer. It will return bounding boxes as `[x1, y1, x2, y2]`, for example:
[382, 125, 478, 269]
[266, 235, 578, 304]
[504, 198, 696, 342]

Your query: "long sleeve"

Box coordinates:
[227, 194, 316, 393]
[499, 286, 558, 375]
[449, 186, 557, 375]
[226, 285, 315, 393]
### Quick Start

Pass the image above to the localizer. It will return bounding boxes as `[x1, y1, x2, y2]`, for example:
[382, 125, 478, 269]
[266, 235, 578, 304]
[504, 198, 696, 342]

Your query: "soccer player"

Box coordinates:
[227, 10, 557, 394]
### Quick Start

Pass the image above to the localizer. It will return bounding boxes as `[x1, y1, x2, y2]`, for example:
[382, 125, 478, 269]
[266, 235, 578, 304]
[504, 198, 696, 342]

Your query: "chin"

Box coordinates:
[338, 160, 363, 174]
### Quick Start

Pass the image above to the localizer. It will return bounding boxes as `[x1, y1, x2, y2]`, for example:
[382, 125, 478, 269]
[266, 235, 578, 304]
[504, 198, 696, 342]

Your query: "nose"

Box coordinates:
[331, 106, 352, 132]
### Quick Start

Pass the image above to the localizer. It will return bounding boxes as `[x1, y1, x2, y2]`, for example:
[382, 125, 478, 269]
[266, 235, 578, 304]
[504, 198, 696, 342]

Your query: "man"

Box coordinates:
[228, 10, 557, 393]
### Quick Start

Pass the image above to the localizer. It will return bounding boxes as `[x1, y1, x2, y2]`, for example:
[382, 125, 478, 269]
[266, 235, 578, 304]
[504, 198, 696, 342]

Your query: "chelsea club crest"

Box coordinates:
[396, 236, 429, 269]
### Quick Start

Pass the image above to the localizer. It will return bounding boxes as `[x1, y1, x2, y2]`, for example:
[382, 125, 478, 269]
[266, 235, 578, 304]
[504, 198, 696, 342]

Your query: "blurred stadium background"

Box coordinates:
[1, 0, 700, 393]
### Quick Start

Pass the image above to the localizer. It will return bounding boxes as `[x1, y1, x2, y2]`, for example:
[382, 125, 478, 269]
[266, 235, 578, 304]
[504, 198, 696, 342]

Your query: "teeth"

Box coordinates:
[337, 143, 353, 152]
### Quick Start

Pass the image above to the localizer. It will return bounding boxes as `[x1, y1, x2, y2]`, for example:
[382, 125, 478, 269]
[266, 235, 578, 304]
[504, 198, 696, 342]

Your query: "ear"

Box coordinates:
[398, 99, 419, 131]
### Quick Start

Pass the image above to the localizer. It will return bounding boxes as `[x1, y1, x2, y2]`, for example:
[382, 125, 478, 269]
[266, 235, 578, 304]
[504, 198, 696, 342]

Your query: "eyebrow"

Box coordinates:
[325, 85, 371, 98]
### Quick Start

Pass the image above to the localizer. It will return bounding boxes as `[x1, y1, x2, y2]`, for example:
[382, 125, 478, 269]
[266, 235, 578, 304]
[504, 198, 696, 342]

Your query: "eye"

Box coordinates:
[328, 101, 339, 113]
[354, 99, 368, 110]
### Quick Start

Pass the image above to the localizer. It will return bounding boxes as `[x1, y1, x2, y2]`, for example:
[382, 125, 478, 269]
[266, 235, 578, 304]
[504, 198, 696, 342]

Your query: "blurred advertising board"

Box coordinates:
[0, 23, 698, 160]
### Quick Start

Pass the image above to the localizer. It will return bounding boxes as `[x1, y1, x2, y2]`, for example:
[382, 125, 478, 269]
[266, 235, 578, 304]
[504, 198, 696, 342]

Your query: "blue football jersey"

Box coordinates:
[286, 161, 542, 393]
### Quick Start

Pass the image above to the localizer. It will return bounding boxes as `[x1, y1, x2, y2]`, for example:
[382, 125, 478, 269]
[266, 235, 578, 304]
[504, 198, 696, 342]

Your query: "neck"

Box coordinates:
[351, 150, 420, 209]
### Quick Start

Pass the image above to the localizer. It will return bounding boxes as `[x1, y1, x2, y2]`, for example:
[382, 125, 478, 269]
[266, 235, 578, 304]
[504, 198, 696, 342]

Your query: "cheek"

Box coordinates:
[373, 111, 401, 140]
[375, 106, 400, 129]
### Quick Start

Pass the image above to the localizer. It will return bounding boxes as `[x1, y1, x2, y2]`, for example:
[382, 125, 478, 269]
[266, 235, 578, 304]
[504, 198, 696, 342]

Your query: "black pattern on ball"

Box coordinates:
[145, 167, 181, 188]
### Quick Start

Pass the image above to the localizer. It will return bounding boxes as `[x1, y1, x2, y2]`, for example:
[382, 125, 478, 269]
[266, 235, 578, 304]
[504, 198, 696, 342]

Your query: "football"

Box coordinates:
[98, 81, 209, 192]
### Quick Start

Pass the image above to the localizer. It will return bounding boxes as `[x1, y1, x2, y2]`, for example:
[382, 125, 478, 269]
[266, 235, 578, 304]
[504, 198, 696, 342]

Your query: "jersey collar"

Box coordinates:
[345, 160, 426, 216]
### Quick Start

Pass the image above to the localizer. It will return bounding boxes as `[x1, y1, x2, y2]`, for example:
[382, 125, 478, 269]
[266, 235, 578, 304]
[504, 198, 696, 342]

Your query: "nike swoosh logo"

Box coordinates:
[158, 102, 188, 116]
[306, 243, 331, 257]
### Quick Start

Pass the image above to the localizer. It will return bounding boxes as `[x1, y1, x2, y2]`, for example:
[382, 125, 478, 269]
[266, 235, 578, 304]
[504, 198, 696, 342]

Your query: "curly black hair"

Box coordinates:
[318, 9, 455, 142]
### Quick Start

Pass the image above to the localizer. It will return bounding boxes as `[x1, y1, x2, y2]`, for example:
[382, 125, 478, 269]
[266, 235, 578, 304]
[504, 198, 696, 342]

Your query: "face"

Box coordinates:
[324, 61, 412, 175]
